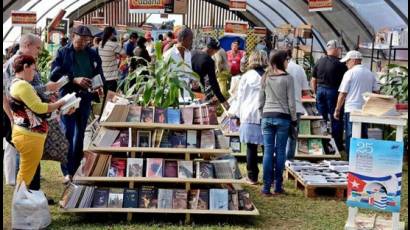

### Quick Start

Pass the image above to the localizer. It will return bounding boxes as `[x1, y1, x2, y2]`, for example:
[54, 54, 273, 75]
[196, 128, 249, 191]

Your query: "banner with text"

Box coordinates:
[202, 26, 214, 34]
[229, 0, 247, 11]
[129, 0, 165, 14]
[254, 27, 267, 37]
[224, 20, 248, 37]
[308, 0, 332, 12]
[347, 138, 403, 213]
[11, 11, 37, 27]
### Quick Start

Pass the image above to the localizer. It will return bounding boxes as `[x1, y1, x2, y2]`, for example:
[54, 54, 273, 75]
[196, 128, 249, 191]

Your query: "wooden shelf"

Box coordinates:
[223, 132, 240, 137]
[101, 122, 219, 130]
[295, 154, 341, 159]
[88, 147, 230, 155]
[231, 152, 263, 157]
[298, 134, 331, 139]
[302, 98, 316, 103]
[61, 207, 259, 216]
[300, 115, 323, 120]
[74, 177, 247, 184]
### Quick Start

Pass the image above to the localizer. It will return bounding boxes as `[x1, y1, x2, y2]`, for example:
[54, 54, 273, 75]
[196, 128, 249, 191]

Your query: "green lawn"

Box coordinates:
[3, 160, 408, 230]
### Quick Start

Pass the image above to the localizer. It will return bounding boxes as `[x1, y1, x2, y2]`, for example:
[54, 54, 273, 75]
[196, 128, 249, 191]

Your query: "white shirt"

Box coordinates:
[287, 60, 310, 113]
[338, 64, 380, 113]
[99, 40, 121, 81]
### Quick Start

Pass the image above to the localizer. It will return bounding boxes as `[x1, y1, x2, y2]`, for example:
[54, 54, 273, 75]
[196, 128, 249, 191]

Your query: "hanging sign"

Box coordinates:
[164, 0, 174, 13]
[173, 0, 187, 14]
[308, 0, 333, 12]
[142, 24, 153, 32]
[347, 138, 404, 212]
[21, 27, 41, 36]
[11, 11, 37, 27]
[254, 27, 267, 37]
[91, 17, 105, 25]
[160, 13, 169, 19]
[229, 0, 247, 11]
[128, 0, 165, 14]
[224, 20, 248, 37]
[202, 26, 214, 34]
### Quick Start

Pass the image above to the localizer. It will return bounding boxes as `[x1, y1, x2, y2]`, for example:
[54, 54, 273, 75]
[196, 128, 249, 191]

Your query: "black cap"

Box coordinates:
[72, 25, 92, 37]
[206, 37, 220, 50]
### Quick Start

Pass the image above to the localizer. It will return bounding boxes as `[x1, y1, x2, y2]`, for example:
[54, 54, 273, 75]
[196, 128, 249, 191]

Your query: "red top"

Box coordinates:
[227, 50, 245, 76]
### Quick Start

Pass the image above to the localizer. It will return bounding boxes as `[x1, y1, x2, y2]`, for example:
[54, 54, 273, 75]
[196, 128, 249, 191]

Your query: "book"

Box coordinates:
[169, 130, 187, 148]
[154, 108, 167, 123]
[212, 155, 242, 179]
[178, 160, 193, 178]
[172, 189, 187, 209]
[56, 75, 69, 89]
[322, 139, 337, 155]
[166, 108, 181, 124]
[159, 130, 171, 148]
[304, 103, 319, 116]
[188, 189, 200, 209]
[229, 136, 241, 152]
[192, 106, 202, 124]
[186, 130, 198, 148]
[200, 105, 209, 125]
[61, 96, 81, 115]
[123, 189, 139, 208]
[229, 118, 240, 132]
[209, 189, 229, 210]
[92, 127, 120, 147]
[141, 107, 154, 123]
[157, 189, 173, 209]
[298, 120, 311, 135]
[74, 151, 98, 177]
[66, 185, 85, 208]
[139, 186, 158, 208]
[197, 190, 209, 210]
[196, 161, 214, 179]
[111, 129, 130, 147]
[311, 120, 327, 135]
[207, 105, 219, 125]
[215, 130, 229, 149]
[108, 188, 124, 208]
[153, 129, 165, 147]
[100, 102, 129, 122]
[78, 186, 96, 208]
[137, 130, 151, 147]
[211, 160, 234, 179]
[107, 158, 126, 177]
[127, 104, 142, 122]
[163, 160, 178, 177]
[92, 74, 104, 89]
[220, 114, 230, 133]
[126, 158, 144, 177]
[308, 139, 324, 155]
[92, 188, 109, 208]
[59, 183, 77, 208]
[146, 158, 163, 178]
[228, 190, 239, 210]
[200, 130, 215, 149]
[238, 190, 254, 211]
[92, 154, 112, 176]
[181, 107, 194, 124]
[298, 139, 309, 154]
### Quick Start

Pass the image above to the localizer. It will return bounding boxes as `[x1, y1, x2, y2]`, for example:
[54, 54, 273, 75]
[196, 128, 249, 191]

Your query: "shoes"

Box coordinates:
[63, 175, 72, 185]
[260, 191, 274, 197]
[245, 177, 258, 185]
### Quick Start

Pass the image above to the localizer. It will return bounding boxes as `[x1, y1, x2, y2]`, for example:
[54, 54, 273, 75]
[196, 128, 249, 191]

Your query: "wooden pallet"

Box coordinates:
[285, 168, 347, 200]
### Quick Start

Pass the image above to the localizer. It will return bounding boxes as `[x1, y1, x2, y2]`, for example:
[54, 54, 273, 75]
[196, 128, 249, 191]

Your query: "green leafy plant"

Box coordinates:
[37, 44, 52, 83]
[379, 64, 408, 103]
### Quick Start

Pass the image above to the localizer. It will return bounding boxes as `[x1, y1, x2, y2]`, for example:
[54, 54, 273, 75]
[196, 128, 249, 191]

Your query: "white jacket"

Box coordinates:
[230, 69, 262, 124]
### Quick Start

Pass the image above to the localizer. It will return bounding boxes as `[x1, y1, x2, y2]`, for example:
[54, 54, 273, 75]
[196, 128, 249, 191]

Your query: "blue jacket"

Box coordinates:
[49, 43, 105, 97]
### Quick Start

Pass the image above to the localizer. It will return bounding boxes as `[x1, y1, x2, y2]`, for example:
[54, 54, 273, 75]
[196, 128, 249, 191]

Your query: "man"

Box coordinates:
[124, 32, 138, 57]
[191, 38, 229, 109]
[144, 31, 154, 57]
[227, 39, 246, 76]
[50, 25, 105, 183]
[311, 40, 348, 151]
[334, 50, 380, 159]
[3, 33, 61, 202]
[285, 49, 310, 160]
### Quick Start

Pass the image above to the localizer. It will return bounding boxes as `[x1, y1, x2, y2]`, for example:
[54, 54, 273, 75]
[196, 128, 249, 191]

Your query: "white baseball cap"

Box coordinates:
[326, 40, 341, 49]
[340, 50, 362, 63]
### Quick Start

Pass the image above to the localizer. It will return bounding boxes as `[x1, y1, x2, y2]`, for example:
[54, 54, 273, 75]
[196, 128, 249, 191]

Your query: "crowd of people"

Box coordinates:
[3, 24, 379, 206]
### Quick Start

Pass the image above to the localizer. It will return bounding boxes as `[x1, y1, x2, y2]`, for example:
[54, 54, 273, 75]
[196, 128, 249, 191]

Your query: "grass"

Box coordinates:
[3, 159, 408, 230]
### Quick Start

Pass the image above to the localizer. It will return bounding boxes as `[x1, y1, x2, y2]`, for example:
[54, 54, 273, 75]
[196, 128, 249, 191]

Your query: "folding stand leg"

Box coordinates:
[392, 212, 400, 230]
[345, 207, 358, 229]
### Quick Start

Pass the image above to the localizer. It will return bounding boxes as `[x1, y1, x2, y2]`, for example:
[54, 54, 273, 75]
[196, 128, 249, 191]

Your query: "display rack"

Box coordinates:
[64, 122, 259, 223]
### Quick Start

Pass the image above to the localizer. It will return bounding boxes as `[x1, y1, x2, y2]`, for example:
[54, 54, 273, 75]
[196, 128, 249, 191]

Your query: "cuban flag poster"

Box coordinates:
[347, 138, 403, 212]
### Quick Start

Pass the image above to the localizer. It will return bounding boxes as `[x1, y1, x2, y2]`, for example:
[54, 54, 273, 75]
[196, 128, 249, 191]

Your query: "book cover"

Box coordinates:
[74, 151, 98, 177]
[207, 105, 218, 125]
[123, 189, 139, 208]
[178, 160, 193, 178]
[209, 189, 229, 210]
[154, 108, 167, 123]
[127, 104, 142, 122]
[107, 158, 126, 177]
[228, 190, 239, 210]
[322, 139, 337, 155]
[127, 158, 144, 177]
[137, 130, 152, 148]
[200, 105, 210, 125]
[181, 107, 194, 124]
[229, 118, 240, 132]
[163, 160, 178, 177]
[186, 130, 198, 148]
[154, 129, 165, 147]
[229, 137, 241, 152]
[220, 115, 230, 133]
[298, 139, 309, 154]
[238, 190, 254, 210]
[157, 189, 173, 209]
[311, 120, 327, 135]
[304, 103, 319, 116]
[139, 186, 158, 208]
[141, 107, 154, 123]
[298, 120, 311, 135]
[108, 188, 124, 208]
[111, 129, 130, 147]
[92, 74, 104, 89]
[159, 130, 172, 148]
[170, 130, 187, 148]
[172, 189, 187, 209]
[166, 108, 181, 124]
[200, 130, 215, 149]
[196, 161, 214, 179]
[197, 190, 209, 210]
[211, 159, 235, 179]
[192, 106, 202, 124]
[188, 189, 200, 209]
[146, 158, 163, 178]
[59, 183, 76, 208]
[92, 188, 109, 208]
[92, 128, 120, 147]
[308, 139, 324, 155]
[215, 130, 229, 149]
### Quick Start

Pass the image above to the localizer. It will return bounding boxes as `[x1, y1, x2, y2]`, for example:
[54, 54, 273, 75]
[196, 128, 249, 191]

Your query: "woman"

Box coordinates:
[259, 50, 297, 196]
[99, 26, 122, 92]
[130, 37, 151, 72]
[212, 48, 231, 98]
[233, 51, 268, 185]
[9, 55, 66, 187]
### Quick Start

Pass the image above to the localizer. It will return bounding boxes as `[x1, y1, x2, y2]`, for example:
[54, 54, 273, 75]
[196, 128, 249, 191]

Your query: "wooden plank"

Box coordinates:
[300, 115, 323, 120]
[298, 134, 332, 139]
[61, 208, 260, 215]
[101, 122, 220, 130]
[88, 147, 230, 155]
[74, 177, 248, 184]
[294, 154, 341, 159]
[349, 112, 407, 126]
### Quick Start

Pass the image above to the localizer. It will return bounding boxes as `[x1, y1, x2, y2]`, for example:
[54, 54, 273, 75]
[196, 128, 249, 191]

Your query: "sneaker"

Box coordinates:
[63, 175, 72, 184]
[245, 177, 258, 185]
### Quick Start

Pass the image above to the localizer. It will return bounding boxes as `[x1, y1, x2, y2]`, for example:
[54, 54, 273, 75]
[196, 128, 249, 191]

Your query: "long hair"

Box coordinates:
[246, 50, 268, 71]
[101, 26, 116, 48]
[213, 48, 229, 73]
[262, 50, 288, 87]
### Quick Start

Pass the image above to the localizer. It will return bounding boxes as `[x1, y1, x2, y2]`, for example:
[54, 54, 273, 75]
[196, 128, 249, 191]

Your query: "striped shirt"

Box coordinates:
[98, 40, 121, 81]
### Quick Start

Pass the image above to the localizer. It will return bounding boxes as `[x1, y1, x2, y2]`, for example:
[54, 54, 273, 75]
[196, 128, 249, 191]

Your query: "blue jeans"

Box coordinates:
[261, 117, 290, 193]
[344, 113, 368, 160]
[60, 92, 92, 176]
[286, 113, 302, 160]
[316, 86, 344, 150]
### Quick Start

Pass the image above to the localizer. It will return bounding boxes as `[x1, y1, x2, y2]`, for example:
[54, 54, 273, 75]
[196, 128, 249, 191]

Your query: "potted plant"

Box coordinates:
[379, 64, 408, 110]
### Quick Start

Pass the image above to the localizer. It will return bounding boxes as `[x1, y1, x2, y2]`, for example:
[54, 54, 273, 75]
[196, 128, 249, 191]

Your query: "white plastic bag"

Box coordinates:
[12, 182, 51, 229]
[3, 141, 17, 185]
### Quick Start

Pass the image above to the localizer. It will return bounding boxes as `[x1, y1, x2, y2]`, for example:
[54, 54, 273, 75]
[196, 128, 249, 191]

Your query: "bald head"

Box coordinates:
[177, 26, 193, 50]
[19, 33, 42, 59]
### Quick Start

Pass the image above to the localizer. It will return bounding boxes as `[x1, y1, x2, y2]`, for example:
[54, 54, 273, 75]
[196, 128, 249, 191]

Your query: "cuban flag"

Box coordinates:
[347, 173, 367, 196]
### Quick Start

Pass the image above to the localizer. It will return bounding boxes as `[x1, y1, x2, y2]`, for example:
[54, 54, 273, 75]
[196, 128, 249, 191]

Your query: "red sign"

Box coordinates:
[91, 17, 105, 25]
[224, 20, 248, 37]
[142, 24, 153, 32]
[229, 0, 246, 12]
[11, 11, 37, 27]
[128, 0, 165, 14]
[308, 0, 332, 12]
[254, 27, 267, 37]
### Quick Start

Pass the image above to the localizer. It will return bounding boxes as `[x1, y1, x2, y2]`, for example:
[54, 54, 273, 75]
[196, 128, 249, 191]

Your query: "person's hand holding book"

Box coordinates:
[73, 77, 92, 89]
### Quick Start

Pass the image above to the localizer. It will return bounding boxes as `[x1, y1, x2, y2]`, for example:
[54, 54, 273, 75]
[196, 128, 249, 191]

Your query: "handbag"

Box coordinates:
[43, 118, 68, 164]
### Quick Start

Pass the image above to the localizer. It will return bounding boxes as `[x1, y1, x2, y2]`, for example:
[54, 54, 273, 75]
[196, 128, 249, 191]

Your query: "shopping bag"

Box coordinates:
[12, 181, 51, 229]
[3, 141, 17, 185]
[43, 118, 68, 164]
